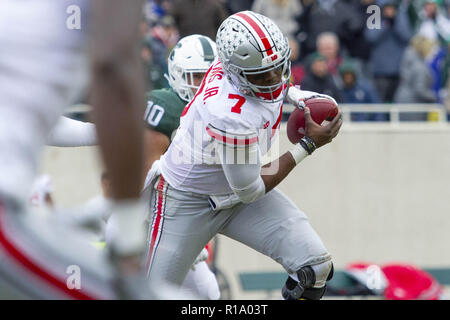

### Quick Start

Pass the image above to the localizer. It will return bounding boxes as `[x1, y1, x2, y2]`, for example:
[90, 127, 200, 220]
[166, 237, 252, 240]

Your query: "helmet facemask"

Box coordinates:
[181, 69, 207, 101]
[166, 65, 208, 102]
[228, 47, 291, 103]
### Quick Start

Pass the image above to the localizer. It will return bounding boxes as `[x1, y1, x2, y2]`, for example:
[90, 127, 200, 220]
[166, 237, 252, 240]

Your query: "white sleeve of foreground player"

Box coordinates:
[104, 199, 148, 256]
[216, 140, 266, 204]
[46, 116, 97, 147]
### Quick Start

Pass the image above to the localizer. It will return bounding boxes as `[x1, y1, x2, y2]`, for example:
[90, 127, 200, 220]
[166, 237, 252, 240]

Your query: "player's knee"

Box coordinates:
[311, 259, 334, 287]
[282, 260, 334, 300]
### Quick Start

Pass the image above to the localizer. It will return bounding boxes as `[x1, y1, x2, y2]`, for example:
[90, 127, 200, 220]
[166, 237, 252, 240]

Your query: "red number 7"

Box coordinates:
[229, 94, 246, 114]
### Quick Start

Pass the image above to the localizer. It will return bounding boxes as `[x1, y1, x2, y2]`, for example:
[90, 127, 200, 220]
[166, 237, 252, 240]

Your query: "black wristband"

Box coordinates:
[299, 136, 317, 155]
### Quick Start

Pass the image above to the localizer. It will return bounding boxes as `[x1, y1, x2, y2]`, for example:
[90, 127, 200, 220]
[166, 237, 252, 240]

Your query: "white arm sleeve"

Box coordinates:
[217, 142, 266, 204]
[287, 85, 338, 107]
[46, 116, 98, 147]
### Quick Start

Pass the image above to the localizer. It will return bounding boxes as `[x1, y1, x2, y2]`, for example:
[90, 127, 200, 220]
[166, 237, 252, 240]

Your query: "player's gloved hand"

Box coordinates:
[304, 107, 342, 149]
[143, 160, 161, 192]
[287, 85, 338, 110]
[191, 248, 209, 271]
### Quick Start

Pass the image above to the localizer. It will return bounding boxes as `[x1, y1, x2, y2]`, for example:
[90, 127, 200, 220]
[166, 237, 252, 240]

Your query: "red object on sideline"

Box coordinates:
[345, 261, 444, 300]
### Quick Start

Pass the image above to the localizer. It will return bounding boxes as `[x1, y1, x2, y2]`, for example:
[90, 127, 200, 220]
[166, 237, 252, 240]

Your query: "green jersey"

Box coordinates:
[144, 87, 186, 141]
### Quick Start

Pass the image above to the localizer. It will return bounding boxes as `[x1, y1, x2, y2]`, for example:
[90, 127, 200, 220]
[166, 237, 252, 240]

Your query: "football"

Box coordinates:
[286, 97, 338, 144]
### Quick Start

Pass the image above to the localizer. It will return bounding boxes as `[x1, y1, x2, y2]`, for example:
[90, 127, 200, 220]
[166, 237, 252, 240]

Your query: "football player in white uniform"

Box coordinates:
[145, 11, 342, 300]
[0, 0, 164, 299]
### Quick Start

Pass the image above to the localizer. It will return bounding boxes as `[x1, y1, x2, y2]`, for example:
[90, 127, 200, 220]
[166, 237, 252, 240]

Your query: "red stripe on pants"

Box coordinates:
[0, 203, 98, 300]
[145, 175, 166, 272]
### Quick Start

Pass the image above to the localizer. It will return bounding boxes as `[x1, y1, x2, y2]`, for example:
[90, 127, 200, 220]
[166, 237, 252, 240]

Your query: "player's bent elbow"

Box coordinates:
[231, 176, 266, 204]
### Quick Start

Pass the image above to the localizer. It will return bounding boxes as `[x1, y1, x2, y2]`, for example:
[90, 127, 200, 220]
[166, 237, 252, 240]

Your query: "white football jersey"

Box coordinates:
[160, 59, 283, 195]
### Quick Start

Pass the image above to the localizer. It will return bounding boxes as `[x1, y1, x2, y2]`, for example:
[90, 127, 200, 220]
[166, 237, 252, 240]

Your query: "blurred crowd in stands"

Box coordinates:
[139, 0, 450, 120]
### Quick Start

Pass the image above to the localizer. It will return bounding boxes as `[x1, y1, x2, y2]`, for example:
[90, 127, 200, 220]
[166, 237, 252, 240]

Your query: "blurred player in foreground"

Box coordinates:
[46, 35, 221, 300]
[144, 11, 342, 300]
[0, 0, 165, 299]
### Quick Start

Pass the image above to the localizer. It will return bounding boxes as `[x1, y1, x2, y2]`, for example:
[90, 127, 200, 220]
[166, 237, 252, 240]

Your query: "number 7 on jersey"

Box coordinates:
[229, 94, 246, 114]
